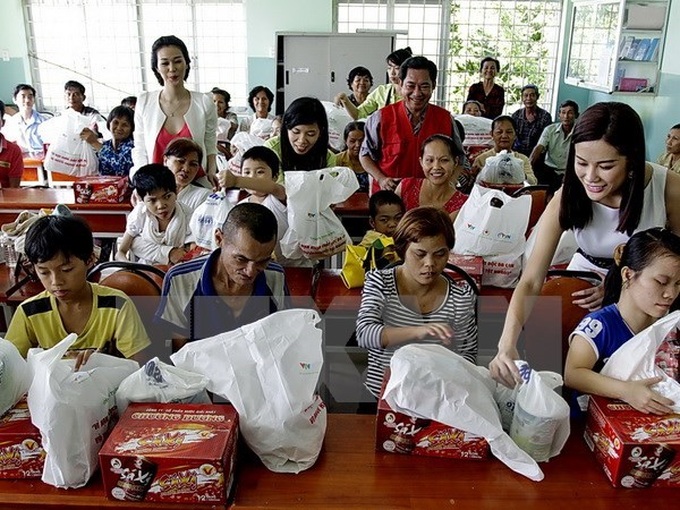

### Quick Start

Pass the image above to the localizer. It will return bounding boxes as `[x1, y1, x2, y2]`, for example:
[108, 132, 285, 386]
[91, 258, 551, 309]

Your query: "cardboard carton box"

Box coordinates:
[448, 254, 483, 289]
[0, 398, 46, 479]
[74, 175, 129, 204]
[375, 373, 489, 460]
[584, 395, 680, 488]
[99, 403, 238, 504]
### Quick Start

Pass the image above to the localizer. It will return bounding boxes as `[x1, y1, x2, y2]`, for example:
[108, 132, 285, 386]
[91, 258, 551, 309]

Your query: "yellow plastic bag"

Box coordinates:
[340, 244, 367, 289]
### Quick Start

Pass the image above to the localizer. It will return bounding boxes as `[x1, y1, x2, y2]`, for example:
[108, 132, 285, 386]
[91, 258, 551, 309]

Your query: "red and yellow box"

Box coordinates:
[99, 403, 238, 504]
[375, 373, 489, 460]
[74, 175, 129, 204]
[584, 395, 680, 488]
[448, 254, 483, 289]
[0, 398, 46, 479]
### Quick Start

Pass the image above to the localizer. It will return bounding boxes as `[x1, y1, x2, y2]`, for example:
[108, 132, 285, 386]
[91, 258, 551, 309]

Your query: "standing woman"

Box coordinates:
[131, 35, 217, 185]
[263, 97, 335, 182]
[466, 57, 505, 120]
[489, 102, 680, 388]
[242, 86, 275, 138]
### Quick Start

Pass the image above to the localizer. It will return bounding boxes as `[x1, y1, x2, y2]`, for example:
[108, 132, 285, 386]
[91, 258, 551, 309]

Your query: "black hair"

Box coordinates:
[343, 121, 365, 142]
[559, 100, 580, 117]
[106, 105, 135, 136]
[240, 146, 281, 180]
[0, 100, 4, 119]
[211, 87, 231, 105]
[64, 80, 85, 94]
[521, 84, 540, 98]
[671, 123, 680, 131]
[603, 228, 680, 306]
[164, 137, 203, 163]
[480, 57, 501, 72]
[280, 97, 329, 171]
[399, 56, 437, 85]
[386, 47, 413, 66]
[369, 190, 405, 219]
[25, 215, 93, 264]
[491, 115, 517, 132]
[247, 86, 274, 113]
[151, 35, 191, 86]
[121, 96, 137, 108]
[454, 120, 466, 144]
[222, 202, 278, 244]
[347, 66, 374, 90]
[560, 102, 646, 235]
[394, 207, 455, 259]
[13, 84, 36, 98]
[420, 134, 465, 160]
[462, 100, 484, 115]
[133, 164, 177, 198]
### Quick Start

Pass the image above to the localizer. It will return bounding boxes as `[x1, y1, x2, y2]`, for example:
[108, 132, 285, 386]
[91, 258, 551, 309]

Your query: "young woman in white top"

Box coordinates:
[489, 101, 680, 388]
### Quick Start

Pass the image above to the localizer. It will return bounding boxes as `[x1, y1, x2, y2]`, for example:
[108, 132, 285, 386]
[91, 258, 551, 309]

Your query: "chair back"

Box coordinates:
[88, 261, 166, 295]
[511, 185, 553, 234]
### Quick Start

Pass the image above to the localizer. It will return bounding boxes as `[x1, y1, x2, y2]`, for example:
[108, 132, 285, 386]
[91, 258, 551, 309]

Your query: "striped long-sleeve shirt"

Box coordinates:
[356, 267, 478, 397]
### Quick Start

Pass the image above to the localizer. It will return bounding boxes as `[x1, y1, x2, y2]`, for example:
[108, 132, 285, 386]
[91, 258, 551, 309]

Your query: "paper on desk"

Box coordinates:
[601, 310, 680, 413]
[171, 308, 326, 474]
[384, 344, 544, 482]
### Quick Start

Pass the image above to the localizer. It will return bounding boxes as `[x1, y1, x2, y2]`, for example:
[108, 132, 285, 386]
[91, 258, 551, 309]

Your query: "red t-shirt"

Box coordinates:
[0, 135, 24, 187]
[152, 123, 193, 165]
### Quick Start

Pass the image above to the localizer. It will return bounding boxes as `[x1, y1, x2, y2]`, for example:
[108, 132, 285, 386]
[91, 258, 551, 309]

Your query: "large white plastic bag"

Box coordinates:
[281, 167, 359, 260]
[384, 344, 544, 481]
[42, 110, 99, 177]
[26, 334, 138, 488]
[510, 363, 570, 462]
[189, 191, 236, 250]
[115, 357, 211, 416]
[0, 338, 30, 417]
[476, 150, 525, 185]
[322, 101, 353, 152]
[171, 309, 326, 473]
[601, 310, 680, 413]
[456, 114, 493, 148]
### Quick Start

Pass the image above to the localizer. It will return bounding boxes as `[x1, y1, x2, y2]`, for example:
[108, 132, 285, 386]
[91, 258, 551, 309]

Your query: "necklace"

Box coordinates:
[161, 91, 188, 118]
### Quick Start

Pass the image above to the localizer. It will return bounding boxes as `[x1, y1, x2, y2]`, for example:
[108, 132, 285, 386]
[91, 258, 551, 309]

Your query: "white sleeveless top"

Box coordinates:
[569, 163, 667, 273]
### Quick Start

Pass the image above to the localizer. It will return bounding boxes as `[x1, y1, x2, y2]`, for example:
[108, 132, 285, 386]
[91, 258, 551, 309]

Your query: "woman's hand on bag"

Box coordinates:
[334, 92, 348, 107]
[79, 128, 98, 146]
[65, 349, 98, 371]
[378, 176, 400, 191]
[218, 169, 237, 189]
[571, 282, 604, 311]
[624, 377, 675, 415]
[489, 345, 521, 388]
[416, 323, 454, 345]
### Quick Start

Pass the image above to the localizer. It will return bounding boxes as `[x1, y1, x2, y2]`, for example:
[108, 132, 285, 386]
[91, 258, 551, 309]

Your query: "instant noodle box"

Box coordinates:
[375, 372, 489, 460]
[0, 397, 46, 479]
[448, 254, 483, 289]
[584, 395, 680, 488]
[74, 175, 129, 204]
[99, 403, 238, 504]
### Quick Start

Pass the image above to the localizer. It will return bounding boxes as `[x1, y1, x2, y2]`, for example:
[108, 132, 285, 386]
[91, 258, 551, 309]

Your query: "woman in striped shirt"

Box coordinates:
[356, 207, 478, 398]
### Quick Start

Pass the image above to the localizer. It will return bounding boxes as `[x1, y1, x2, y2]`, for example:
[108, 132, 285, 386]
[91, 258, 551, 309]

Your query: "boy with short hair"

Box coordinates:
[0, 100, 24, 188]
[6, 215, 150, 362]
[116, 164, 193, 265]
[359, 190, 405, 248]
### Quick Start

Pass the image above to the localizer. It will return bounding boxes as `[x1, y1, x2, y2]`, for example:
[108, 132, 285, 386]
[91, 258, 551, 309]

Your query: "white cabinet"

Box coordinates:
[275, 32, 396, 113]
[565, 0, 670, 94]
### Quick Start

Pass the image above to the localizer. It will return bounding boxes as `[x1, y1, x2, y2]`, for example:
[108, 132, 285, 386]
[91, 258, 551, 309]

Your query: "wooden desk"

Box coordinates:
[21, 156, 46, 187]
[0, 188, 130, 237]
[0, 414, 673, 509]
[333, 192, 369, 217]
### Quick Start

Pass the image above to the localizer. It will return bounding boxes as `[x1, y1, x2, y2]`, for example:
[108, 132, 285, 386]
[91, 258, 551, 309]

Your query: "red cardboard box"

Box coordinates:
[375, 373, 489, 460]
[448, 254, 483, 289]
[584, 395, 680, 488]
[99, 403, 238, 504]
[74, 175, 129, 204]
[0, 398, 46, 479]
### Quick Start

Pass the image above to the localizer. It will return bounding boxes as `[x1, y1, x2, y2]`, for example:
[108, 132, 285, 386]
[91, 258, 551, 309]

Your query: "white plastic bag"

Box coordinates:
[510, 362, 570, 462]
[42, 110, 99, 177]
[115, 357, 211, 416]
[250, 117, 274, 139]
[26, 334, 138, 488]
[0, 338, 30, 417]
[456, 114, 493, 148]
[453, 185, 531, 287]
[322, 101, 353, 152]
[476, 150, 525, 185]
[281, 167, 358, 260]
[384, 344, 544, 481]
[189, 191, 236, 250]
[171, 309, 326, 473]
[601, 310, 680, 413]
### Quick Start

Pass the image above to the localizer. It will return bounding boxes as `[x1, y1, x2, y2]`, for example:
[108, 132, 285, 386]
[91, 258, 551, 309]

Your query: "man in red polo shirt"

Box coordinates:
[0, 100, 24, 188]
[359, 56, 463, 194]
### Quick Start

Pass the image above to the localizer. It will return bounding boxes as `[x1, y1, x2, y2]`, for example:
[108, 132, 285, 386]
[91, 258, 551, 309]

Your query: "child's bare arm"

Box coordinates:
[219, 171, 287, 202]
[115, 233, 133, 261]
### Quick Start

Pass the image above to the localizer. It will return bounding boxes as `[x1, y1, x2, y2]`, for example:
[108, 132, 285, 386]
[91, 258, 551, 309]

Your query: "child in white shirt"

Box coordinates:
[116, 164, 192, 265]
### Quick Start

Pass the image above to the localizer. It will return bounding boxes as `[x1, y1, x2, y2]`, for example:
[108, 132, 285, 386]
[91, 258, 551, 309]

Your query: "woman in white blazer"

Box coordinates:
[131, 35, 217, 185]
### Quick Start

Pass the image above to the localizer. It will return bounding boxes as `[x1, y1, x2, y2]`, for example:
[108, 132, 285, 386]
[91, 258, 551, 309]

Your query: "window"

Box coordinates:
[23, 0, 246, 114]
[335, 0, 563, 114]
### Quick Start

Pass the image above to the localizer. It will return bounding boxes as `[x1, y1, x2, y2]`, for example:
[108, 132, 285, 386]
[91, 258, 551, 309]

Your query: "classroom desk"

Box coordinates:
[0, 414, 673, 509]
[333, 191, 369, 217]
[21, 155, 47, 187]
[0, 188, 131, 237]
